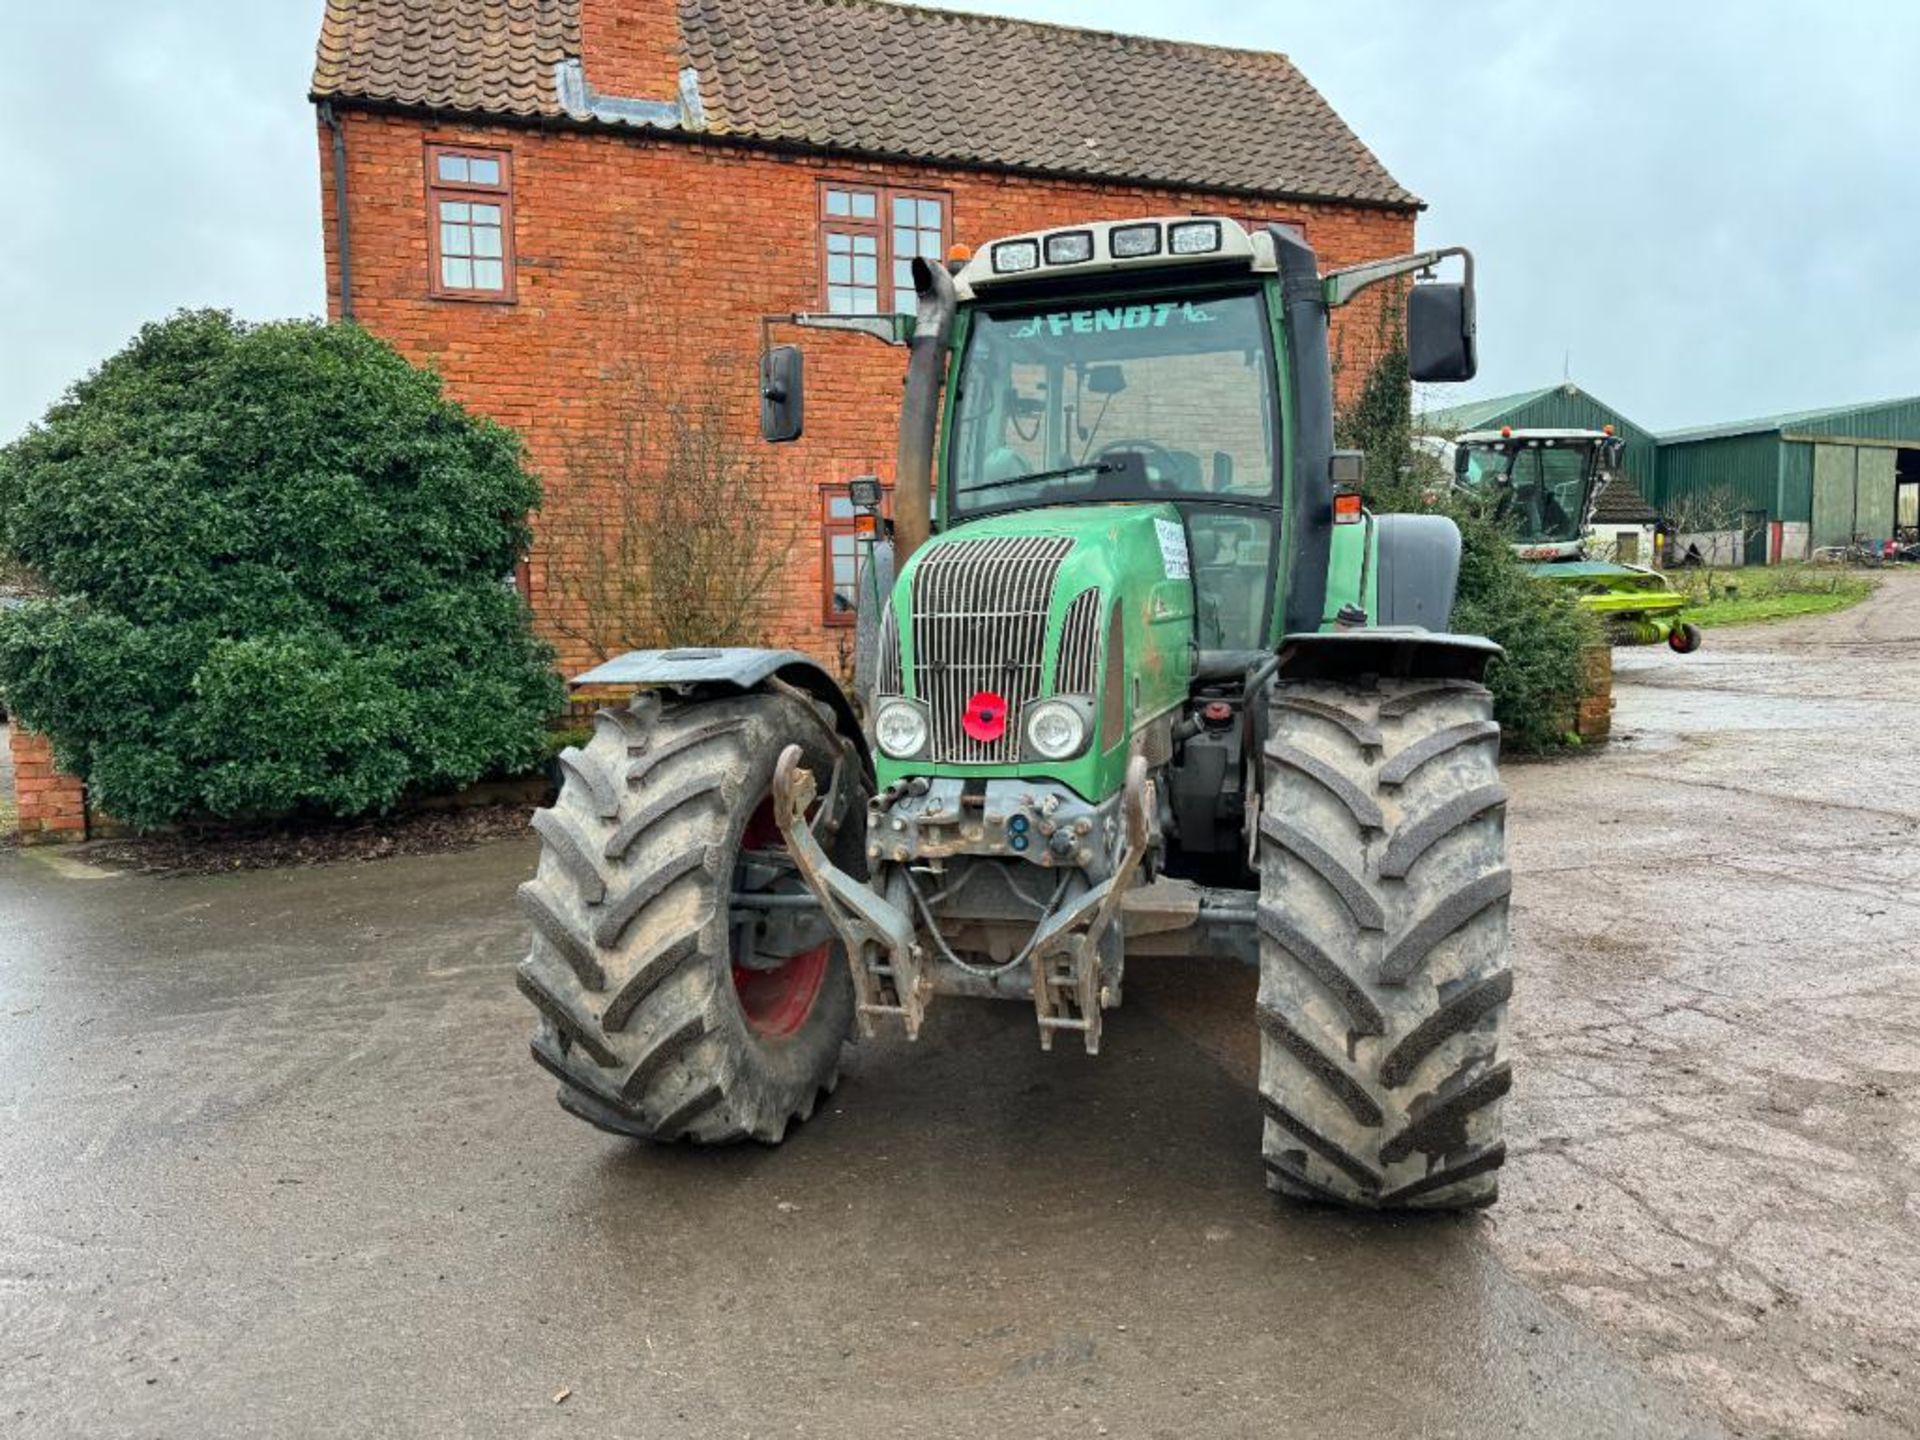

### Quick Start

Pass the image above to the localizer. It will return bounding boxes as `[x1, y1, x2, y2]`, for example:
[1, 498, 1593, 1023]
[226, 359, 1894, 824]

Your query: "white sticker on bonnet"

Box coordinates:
[1155, 518, 1191, 581]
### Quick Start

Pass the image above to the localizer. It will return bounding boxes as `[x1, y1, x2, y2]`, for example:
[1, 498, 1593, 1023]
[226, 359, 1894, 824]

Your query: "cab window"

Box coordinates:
[948, 292, 1279, 516]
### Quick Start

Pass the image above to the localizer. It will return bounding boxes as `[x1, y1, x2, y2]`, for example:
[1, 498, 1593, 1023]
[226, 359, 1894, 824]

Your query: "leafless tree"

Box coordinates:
[1665, 485, 1761, 598]
[546, 359, 796, 664]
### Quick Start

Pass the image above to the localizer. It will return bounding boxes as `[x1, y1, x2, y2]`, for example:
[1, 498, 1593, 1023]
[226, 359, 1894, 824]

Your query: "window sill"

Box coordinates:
[428, 287, 518, 306]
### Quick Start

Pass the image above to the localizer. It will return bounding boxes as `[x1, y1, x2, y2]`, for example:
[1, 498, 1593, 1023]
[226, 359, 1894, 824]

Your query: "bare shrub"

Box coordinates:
[1667, 486, 1761, 601]
[547, 361, 794, 664]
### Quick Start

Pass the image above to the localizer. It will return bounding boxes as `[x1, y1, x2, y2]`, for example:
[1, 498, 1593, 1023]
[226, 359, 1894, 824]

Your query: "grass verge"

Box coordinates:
[1676, 565, 1878, 629]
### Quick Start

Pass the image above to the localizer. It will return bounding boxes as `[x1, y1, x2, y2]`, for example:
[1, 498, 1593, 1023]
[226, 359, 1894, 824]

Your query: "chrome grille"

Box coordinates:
[874, 600, 902, 696]
[1055, 588, 1103, 695]
[910, 536, 1075, 764]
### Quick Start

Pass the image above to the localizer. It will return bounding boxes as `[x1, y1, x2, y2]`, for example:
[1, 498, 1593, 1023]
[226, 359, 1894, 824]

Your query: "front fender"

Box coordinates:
[572, 647, 870, 769]
[1278, 630, 1502, 683]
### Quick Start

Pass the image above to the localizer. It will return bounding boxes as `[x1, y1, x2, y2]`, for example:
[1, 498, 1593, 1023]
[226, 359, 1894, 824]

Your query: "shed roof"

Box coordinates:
[1419, 383, 1657, 442]
[1416, 387, 1563, 435]
[312, 0, 1419, 207]
[1658, 395, 1920, 446]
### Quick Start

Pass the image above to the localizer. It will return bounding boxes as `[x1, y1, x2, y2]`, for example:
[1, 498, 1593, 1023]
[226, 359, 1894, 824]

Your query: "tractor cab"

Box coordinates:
[944, 282, 1280, 651]
[1453, 428, 1623, 562]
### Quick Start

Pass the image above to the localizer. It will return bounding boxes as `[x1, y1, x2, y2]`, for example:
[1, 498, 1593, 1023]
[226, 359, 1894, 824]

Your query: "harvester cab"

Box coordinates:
[517, 218, 1517, 1211]
[1452, 428, 1703, 653]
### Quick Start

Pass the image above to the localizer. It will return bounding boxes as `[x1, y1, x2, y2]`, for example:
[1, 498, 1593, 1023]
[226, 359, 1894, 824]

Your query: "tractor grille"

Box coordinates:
[910, 536, 1075, 764]
[873, 599, 902, 696]
[1055, 588, 1103, 695]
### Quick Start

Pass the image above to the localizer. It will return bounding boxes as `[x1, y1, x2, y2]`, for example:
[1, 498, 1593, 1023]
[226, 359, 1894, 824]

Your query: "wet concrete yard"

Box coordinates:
[3, 578, 1917, 1438]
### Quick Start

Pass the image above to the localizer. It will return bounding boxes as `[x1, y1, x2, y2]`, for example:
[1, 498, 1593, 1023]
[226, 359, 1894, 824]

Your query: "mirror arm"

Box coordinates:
[1321, 247, 1474, 309]
[759, 312, 914, 360]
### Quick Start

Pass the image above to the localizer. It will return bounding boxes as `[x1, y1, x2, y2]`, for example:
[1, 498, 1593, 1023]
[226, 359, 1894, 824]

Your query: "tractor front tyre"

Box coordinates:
[516, 690, 865, 1145]
[1256, 677, 1513, 1210]
[1668, 622, 1704, 655]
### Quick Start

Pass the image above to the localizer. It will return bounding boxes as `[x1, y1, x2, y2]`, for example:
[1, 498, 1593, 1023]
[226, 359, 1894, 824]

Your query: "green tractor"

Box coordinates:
[517, 219, 1514, 1210]
[1450, 428, 1703, 654]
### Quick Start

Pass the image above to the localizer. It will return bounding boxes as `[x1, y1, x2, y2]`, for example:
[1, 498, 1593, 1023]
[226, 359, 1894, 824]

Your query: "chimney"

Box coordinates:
[579, 0, 683, 100]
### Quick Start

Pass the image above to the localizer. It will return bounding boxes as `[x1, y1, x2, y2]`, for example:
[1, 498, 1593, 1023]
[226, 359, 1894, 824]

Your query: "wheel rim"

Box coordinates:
[731, 796, 832, 1039]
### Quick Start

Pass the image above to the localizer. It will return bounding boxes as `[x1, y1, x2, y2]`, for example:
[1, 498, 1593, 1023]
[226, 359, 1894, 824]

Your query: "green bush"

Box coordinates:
[1339, 344, 1599, 753]
[0, 310, 563, 828]
[1362, 462, 1601, 753]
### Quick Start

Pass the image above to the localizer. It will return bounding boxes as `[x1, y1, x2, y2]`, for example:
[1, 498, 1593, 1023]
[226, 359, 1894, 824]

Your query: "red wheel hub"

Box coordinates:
[732, 797, 831, 1038]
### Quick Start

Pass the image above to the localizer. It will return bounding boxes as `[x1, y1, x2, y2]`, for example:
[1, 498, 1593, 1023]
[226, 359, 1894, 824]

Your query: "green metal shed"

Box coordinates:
[1419, 383, 1662, 503]
[1655, 396, 1920, 558]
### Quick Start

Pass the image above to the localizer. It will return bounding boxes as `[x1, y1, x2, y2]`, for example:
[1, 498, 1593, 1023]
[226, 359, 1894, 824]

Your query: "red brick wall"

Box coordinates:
[8, 728, 88, 844]
[321, 110, 1418, 676]
[580, 0, 684, 98]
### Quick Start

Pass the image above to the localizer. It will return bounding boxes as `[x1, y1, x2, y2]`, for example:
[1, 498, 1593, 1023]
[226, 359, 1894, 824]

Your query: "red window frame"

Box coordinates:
[822, 483, 892, 627]
[426, 144, 516, 303]
[819, 183, 952, 317]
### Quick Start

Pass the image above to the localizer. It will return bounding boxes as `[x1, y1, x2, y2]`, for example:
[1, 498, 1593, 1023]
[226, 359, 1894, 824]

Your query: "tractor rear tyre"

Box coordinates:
[1256, 677, 1513, 1209]
[516, 690, 865, 1145]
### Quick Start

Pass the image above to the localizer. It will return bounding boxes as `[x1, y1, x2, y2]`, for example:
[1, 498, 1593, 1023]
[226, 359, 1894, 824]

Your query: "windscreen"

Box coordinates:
[947, 292, 1280, 519]
[1458, 442, 1595, 545]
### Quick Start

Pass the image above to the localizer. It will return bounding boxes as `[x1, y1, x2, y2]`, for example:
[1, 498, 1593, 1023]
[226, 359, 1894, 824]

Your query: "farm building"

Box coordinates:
[1654, 397, 1920, 563]
[1426, 384, 1920, 565]
[1418, 383, 1664, 562]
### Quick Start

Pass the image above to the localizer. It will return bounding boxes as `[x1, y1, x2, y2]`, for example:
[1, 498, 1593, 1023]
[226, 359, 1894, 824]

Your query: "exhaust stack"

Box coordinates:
[894, 256, 957, 565]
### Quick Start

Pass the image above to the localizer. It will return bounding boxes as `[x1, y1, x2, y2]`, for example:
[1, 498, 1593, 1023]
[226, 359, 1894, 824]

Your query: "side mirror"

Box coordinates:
[1407, 283, 1477, 383]
[760, 345, 805, 444]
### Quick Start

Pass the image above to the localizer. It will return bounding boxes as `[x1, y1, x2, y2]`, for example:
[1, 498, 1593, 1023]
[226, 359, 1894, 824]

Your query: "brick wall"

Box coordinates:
[8, 728, 89, 844]
[580, 0, 684, 99]
[321, 110, 1418, 677]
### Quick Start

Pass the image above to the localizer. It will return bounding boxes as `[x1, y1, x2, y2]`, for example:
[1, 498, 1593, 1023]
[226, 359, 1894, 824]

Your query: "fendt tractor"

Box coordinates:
[1450, 427, 1704, 654]
[517, 219, 1515, 1210]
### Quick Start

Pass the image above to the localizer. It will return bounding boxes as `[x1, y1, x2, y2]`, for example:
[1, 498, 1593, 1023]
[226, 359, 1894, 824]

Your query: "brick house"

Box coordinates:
[9, 0, 1423, 843]
[310, 0, 1421, 673]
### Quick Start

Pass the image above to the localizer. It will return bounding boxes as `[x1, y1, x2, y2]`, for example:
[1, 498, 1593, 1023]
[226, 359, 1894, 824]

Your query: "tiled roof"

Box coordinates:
[314, 0, 579, 118]
[311, 0, 1418, 207]
[1591, 475, 1659, 525]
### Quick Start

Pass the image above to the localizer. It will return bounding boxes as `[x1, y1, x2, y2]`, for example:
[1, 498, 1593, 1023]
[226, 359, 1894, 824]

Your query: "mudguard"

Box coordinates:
[573, 648, 870, 767]
[1374, 513, 1463, 630]
[1278, 630, 1502, 683]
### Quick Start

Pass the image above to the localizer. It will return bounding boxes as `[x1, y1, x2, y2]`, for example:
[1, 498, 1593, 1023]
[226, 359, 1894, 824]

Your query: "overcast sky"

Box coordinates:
[2, 0, 1915, 442]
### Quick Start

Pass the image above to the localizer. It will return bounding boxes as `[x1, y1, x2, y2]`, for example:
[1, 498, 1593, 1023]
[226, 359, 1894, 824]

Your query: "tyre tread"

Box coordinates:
[1256, 676, 1512, 1211]
[516, 694, 861, 1147]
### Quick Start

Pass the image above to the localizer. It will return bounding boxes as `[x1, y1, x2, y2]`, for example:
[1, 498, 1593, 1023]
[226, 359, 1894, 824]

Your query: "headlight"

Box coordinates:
[1169, 220, 1224, 255]
[1110, 223, 1162, 259]
[991, 239, 1041, 275]
[1044, 230, 1095, 265]
[1025, 700, 1090, 761]
[873, 700, 929, 760]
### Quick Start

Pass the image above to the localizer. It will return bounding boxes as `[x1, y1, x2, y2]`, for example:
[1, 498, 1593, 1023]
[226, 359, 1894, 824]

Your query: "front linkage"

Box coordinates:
[772, 746, 1154, 1055]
